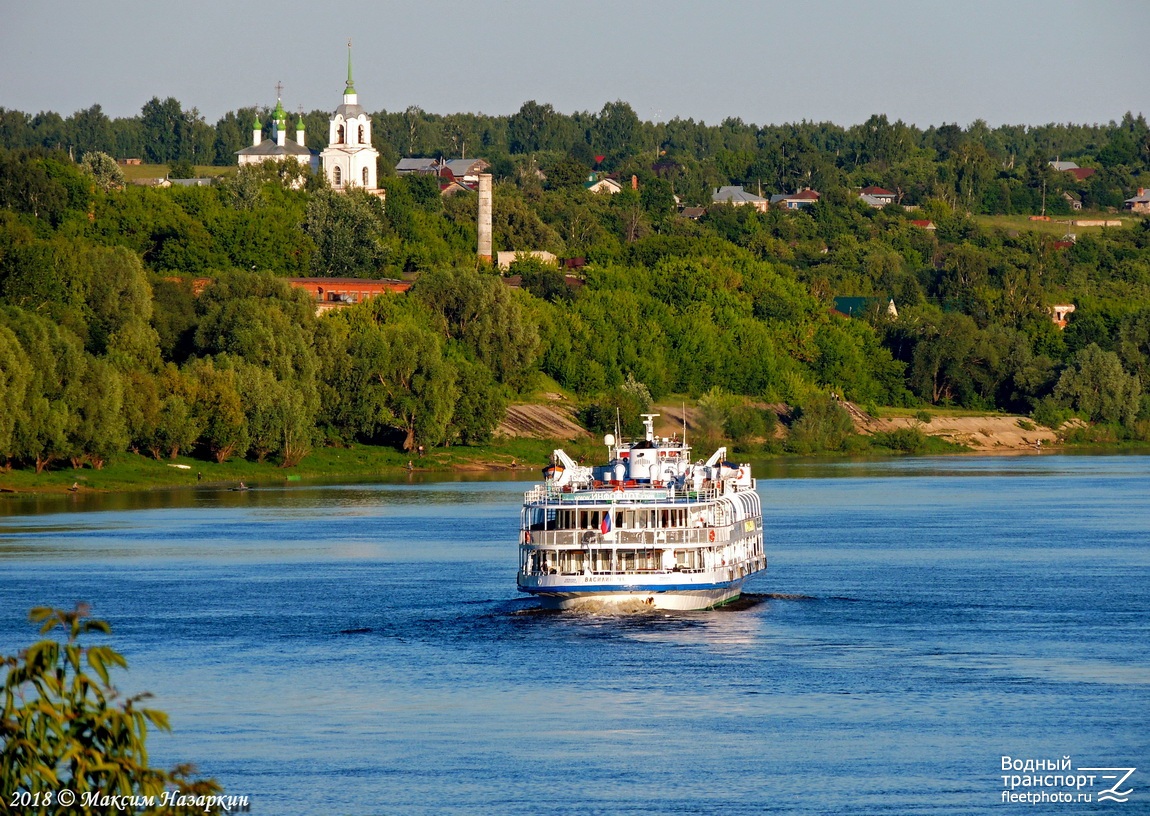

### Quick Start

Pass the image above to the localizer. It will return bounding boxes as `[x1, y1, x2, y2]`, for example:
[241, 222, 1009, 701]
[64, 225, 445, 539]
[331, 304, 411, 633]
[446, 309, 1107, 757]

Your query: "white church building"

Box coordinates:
[319, 45, 380, 192]
[238, 46, 379, 193]
[236, 90, 319, 173]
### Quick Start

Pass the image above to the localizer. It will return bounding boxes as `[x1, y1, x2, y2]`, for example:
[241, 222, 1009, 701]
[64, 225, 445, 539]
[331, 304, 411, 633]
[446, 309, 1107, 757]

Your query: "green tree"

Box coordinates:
[445, 354, 508, 445]
[83, 245, 155, 356]
[150, 366, 201, 460]
[543, 155, 591, 190]
[233, 362, 315, 466]
[187, 357, 248, 463]
[1116, 308, 1150, 384]
[508, 101, 560, 154]
[0, 147, 92, 227]
[1053, 343, 1142, 426]
[725, 401, 776, 449]
[353, 318, 458, 451]
[900, 307, 982, 405]
[68, 357, 127, 469]
[0, 307, 85, 472]
[1, 605, 219, 815]
[212, 108, 259, 165]
[79, 151, 125, 192]
[0, 323, 32, 461]
[140, 97, 185, 164]
[412, 265, 542, 389]
[593, 101, 641, 160]
[305, 188, 388, 277]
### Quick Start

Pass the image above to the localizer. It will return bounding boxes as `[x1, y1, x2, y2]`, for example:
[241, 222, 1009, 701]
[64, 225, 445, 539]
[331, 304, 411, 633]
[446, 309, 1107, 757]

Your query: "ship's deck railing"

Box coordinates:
[523, 527, 739, 548]
[521, 556, 768, 579]
[524, 484, 725, 505]
[540, 566, 709, 576]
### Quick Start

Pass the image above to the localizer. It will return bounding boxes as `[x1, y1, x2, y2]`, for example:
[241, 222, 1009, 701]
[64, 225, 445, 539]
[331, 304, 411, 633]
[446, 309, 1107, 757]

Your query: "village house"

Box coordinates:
[770, 189, 821, 210]
[1050, 160, 1096, 182]
[859, 186, 895, 208]
[437, 158, 490, 185]
[496, 250, 559, 270]
[395, 158, 438, 175]
[585, 176, 623, 194]
[1049, 304, 1076, 330]
[394, 158, 491, 190]
[439, 180, 474, 197]
[832, 296, 898, 320]
[1124, 188, 1150, 213]
[712, 185, 769, 212]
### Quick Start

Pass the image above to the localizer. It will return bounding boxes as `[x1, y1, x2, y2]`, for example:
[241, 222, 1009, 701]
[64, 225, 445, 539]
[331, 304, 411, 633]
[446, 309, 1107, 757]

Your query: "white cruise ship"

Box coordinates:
[517, 414, 766, 611]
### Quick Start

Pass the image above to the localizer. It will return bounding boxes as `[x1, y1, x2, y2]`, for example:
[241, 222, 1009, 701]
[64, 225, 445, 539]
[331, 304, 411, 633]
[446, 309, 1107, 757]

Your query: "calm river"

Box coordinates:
[1, 454, 1148, 814]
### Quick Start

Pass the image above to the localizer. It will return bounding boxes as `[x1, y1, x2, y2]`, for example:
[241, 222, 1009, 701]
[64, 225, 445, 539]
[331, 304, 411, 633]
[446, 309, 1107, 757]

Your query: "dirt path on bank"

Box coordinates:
[496, 399, 1059, 453]
[849, 405, 1058, 452]
[495, 399, 589, 440]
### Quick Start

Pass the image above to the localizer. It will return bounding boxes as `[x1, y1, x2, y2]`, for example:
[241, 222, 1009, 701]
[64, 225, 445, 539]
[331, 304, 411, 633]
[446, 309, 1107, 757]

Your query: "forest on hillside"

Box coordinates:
[2, 101, 1150, 473]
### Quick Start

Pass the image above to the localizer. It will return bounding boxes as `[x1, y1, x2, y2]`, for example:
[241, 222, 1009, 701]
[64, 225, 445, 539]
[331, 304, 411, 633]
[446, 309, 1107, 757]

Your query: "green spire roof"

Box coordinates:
[274, 98, 286, 123]
[345, 40, 356, 94]
[296, 113, 305, 130]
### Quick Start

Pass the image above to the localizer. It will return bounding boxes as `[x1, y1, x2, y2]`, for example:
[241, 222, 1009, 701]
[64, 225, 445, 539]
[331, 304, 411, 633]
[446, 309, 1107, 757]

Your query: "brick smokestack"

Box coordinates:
[477, 173, 493, 263]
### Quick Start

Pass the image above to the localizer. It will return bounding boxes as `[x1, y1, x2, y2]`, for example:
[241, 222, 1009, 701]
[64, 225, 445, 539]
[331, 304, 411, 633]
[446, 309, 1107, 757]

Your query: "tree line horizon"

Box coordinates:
[2, 98, 1149, 210]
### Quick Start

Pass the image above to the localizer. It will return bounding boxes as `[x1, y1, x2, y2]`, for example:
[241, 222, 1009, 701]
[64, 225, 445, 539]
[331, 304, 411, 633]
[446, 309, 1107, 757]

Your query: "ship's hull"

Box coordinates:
[525, 584, 744, 612]
[517, 563, 764, 611]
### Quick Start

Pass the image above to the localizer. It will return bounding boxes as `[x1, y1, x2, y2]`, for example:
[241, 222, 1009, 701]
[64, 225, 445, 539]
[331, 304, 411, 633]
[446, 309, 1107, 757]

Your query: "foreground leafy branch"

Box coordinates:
[1, 605, 219, 815]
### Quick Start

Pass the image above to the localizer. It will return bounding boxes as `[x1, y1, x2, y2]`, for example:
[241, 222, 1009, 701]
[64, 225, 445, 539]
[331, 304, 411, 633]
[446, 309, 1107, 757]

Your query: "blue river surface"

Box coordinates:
[1, 454, 1148, 815]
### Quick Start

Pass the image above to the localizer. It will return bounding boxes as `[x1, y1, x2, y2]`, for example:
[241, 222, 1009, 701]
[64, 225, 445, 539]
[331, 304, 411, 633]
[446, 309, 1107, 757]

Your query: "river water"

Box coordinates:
[1, 455, 1147, 814]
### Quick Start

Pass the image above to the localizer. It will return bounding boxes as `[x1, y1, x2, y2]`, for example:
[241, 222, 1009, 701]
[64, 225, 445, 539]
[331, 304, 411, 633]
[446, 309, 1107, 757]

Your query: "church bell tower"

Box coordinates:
[320, 41, 380, 191]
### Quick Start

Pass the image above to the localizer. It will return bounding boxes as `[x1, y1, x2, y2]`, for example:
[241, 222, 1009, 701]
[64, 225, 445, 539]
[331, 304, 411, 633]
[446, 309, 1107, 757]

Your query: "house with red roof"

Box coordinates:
[770, 189, 821, 210]
[859, 186, 895, 207]
[1050, 160, 1096, 182]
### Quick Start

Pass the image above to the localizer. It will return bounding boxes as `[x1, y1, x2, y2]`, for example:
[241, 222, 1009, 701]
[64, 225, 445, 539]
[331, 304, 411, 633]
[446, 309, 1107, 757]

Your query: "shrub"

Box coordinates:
[578, 375, 652, 438]
[1032, 397, 1073, 430]
[873, 426, 930, 454]
[724, 403, 777, 448]
[785, 396, 855, 454]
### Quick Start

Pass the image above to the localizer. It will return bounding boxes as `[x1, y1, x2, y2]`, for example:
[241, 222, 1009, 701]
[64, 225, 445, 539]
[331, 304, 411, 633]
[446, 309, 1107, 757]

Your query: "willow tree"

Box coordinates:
[353, 317, 457, 451]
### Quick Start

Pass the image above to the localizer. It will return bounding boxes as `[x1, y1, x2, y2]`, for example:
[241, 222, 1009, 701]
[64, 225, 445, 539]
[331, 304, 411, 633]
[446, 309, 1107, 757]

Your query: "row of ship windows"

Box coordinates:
[526, 548, 710, 573]
[527, 507, 714, 530]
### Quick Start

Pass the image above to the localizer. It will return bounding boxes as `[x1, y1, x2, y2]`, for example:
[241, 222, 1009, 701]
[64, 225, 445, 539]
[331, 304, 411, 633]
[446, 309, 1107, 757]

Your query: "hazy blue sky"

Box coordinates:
[4, 0, 1147, 128]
